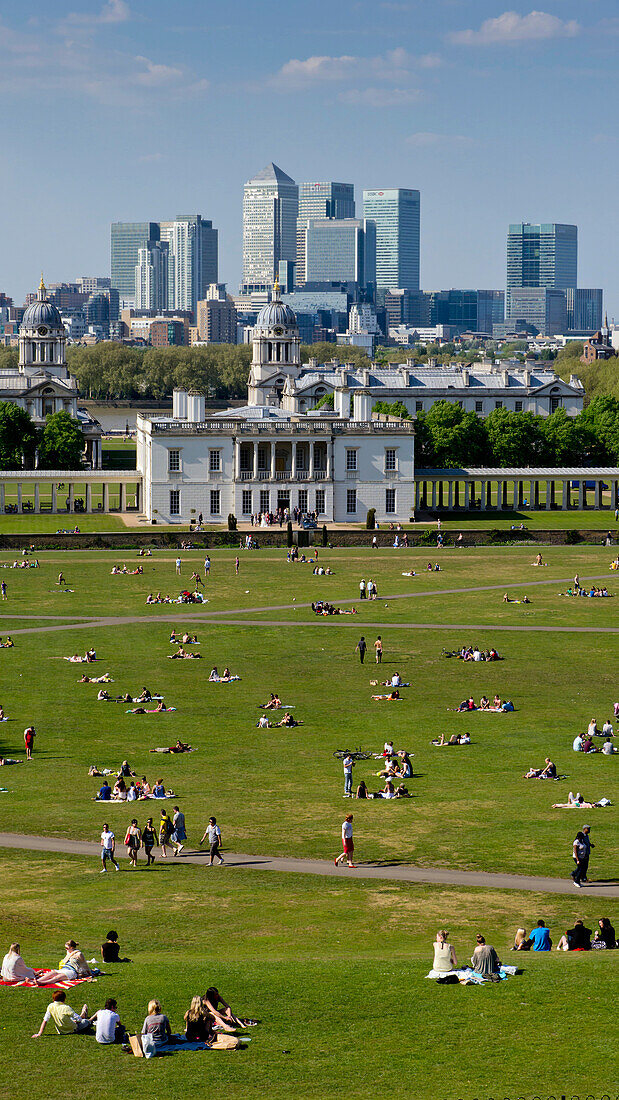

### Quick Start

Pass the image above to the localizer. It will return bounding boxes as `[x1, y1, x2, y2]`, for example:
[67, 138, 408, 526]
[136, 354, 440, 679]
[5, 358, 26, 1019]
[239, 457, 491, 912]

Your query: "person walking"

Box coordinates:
[124, 819, 141, 869]
[356, 636, 367, 664]
[571, 830, 588, 887]
[371, 535, 377, 549]
[374, 636, 383, 664]
[159, 809, 174, 858]
[171, 806, 186, 856]
[204, 556, 210, 575]
[343, 753, 354, 797]
[201, 816, 224, 865]
[359, 578, 366, 600]
[57, 572, 66, 586]
[142, 817, 157, 866]
[235, 556, 240, 575]
[335, 813, 356, 868]
[0, 580, 6, 600]
[581, 825, 594, 882]
[175, 556, 181, 575]
[100, 824, 120, 873]
[367, 579, 374, 600]
[23, 726, 36, 760]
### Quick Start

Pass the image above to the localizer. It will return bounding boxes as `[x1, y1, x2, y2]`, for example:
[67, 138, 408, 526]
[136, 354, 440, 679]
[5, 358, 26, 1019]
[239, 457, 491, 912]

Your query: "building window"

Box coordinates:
[515, 400, 523, 412]
[550, 397, 561, 413]
[210, 489, 220, 515]
[242, 489, 252, 515]
[475, 401, 483, 413]
[259, 489, 270, 513]
[495, 400, 503, 409]
[346, 449, 357, 472]
[415, 401, 423, 412]
[315, 489, 325, 515]
[298, 489, 308, 512]
[209, 449, 221, 472]
[385, 488, 396, 514]
[385, 449, 396, 473]
[169, 489, 180, 515]
[168, 449, 180, 473]
[346, 488, 357, 514]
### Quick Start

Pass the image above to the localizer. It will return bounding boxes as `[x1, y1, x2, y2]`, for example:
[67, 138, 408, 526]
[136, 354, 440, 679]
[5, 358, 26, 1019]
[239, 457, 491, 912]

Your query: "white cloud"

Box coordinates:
[340, 86, 422, 107]
[418, 52, 442, 69]
[134, 55, 184, 86]
[65, 0, 131, 27]
[406, 131, 472, 147]
[449, 10, 580, 46]
[272, 47, 437, 89]
[276, 55, 360, 86]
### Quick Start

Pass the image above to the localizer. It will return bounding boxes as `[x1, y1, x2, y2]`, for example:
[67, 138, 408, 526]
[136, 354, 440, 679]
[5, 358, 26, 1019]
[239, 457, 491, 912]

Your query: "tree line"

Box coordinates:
[0, 404, 85, 470]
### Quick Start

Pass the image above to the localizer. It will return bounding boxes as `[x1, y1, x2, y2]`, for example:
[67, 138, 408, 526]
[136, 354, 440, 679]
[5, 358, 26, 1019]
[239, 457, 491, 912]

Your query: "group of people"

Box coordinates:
[512, 916, 616, 951]
[560, 585, 611, 598]
[110, 565, 143, 575]
[95, 775, 173, 802]
[311, 601, 356, 616]
[443, 645, 501, 661]
[454, 695, 514, 712]
[358, 578, 378, 600]
[429, 930, 516, 983]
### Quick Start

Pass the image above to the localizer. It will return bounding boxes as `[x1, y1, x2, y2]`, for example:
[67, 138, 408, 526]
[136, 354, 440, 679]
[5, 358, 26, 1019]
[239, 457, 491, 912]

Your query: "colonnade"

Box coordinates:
[0, 476, 142, 514]
[235, 440, 330, 481]
[414, 475, 619, 512]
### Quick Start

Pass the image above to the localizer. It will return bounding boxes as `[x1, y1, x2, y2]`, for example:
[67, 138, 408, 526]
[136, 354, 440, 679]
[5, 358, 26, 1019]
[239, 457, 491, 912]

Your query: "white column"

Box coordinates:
[309, 441, 314, 478]
[480, 481, 486, 510]
[546, 480, 552, 510]
[119, 483, 126, 512]
[270, 441, 276, 479]
[85, 484, 92, 512]
[594, 480, 602, 509]
[17, 483, 22, 513]
[326, 443, 332, 480]
[34, 483, 40, 513]
[292, 441, 297, 479]
[562, 480, 569, 510]
[253, 442, 258, 479]
[579, 481, 585, 510]
[102, 483, 109, 512]
[234, 440, 240, 480]
[51, 483, 57, 512]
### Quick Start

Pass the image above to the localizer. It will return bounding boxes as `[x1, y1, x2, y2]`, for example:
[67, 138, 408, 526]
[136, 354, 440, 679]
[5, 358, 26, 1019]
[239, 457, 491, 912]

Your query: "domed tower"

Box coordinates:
[248, 281, 301, 406]
[19, 276, 68, 378]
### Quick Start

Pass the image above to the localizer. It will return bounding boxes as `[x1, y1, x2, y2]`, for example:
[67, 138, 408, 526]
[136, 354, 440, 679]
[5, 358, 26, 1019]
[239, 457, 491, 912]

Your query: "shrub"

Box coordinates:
[322, 524, 328, 547]
[366, 508, 376, 530]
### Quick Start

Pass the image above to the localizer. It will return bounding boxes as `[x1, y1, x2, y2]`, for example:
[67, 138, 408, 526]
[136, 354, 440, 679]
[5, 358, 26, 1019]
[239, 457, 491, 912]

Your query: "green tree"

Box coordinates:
[372, 400, 411, 419]
[419, 401, 487, 467]
[38, 411, 85, 469]
[300, 343, 370, 368]
[485, 408, 544, 466]
[579, 396, 619, 462]
[0, 402, 38, 469]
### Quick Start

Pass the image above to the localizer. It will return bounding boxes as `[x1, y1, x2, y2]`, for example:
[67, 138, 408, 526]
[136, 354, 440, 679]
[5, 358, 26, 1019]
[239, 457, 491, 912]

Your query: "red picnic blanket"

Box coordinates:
[0, 969, 96, 989]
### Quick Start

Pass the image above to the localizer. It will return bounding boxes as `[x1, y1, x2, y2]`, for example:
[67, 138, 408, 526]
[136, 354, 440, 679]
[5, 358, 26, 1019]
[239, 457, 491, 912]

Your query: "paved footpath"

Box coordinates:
[0, 832, 616, 897]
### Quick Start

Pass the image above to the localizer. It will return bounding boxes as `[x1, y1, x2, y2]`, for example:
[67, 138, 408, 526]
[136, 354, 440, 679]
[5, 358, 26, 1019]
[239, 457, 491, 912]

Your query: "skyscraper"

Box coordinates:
[305, 218, 376, 292]
[241, 164, 298, 293]
[159, 215, 218, 315]
[362, 189, 420, 291]
[506, 222, 577, 315]
[296, 182, 355, 285]
[135, 242, 169, 312]
[111, 222, 160, 303]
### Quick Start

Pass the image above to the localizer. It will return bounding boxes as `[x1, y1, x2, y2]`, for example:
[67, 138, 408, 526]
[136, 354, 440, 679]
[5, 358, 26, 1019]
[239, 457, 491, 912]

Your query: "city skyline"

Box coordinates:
[1, 0, 618, 310]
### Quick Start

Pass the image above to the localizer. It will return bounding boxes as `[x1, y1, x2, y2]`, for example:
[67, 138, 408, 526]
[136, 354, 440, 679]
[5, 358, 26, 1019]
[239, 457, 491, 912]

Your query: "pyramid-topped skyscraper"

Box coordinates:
[241, 164, 298, 293]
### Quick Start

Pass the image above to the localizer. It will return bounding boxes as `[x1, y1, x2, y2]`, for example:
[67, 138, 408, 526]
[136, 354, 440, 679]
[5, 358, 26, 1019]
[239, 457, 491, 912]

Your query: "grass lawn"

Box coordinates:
[0, 515, 129, 533]
[0, 849, 615, 1100]
[0, 546, 616, 1098]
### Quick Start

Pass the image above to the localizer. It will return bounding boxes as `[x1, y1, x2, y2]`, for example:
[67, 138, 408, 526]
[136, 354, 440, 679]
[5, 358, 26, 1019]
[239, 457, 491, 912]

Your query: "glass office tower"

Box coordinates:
[362, 189, 420, 291]
[296, 182, 355, 284]
[506, 222, 577, 315]
[111, 222, 160, 303]
[241, 163, 298, 293]
[305, 218, 376, 293]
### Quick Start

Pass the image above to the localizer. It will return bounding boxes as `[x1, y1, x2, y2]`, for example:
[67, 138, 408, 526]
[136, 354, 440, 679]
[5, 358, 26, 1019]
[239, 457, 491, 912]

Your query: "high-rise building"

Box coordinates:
[159, 215, 218, 316]
[76, 276, 111, 294]
[506, 287, 568, 336]
[241, 164, 298, 293]
[304, 218, 376, 293]
[476, 290, 505, 334]
[506, 222, 577, 315]
[195, 284, 237, 344]
[111, 222, 160, 304]
[135, 242, 169, 312]
[296, 182, 355, 285]
[566, 288, 603, 333]
[362, 189, 420, 291]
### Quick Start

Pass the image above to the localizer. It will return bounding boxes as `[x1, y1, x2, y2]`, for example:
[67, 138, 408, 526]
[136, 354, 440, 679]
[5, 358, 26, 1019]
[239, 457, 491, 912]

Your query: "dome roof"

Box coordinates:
[255, 299, 297, 330]
[21, 299, 63, 329]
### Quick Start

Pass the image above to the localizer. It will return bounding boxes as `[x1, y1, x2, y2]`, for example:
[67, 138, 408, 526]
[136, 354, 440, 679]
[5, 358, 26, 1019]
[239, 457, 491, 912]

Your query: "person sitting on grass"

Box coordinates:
[524, 758, 557, 779]
[209, 667, 219, 681]
[594, 917, 616, 949]
[152, 780, 166, 798]
[101, 930, 131, 964]
[32, 991, 92, 1038]
[256, 714, 270, 728]
[479, 695, 490, 710]
[98, 781, 112, 801]
[141, 999, 172, 1051]
[456, 697, 476, 712]
[512, 929, 531, 951]
[602, 737, 616, 755]
[276, 712, 301, 727]
[91, 998, 127, 1045]
[432, 930, 458, 974]
[203, 987, 252, 1030]
[260, 693, 281, 710]
[556, 919, 592, 951]
[184, 995, 217, 1044]
[1, 942, 37, 982]
[35, 940, 93, 985]
[471, 934, 501, 979]
[356, 780, 368, 799]
[526, 920, 552, 951]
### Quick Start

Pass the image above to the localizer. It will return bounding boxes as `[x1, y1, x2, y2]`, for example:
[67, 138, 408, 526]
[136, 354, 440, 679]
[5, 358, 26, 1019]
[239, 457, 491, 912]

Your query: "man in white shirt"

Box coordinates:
[602, 719, 613, 737]
[602, 738, 616, 755]
[359, 579, 366, 600]
[175, 557, 181, 575]
[572, 735, 583, 752]
[100, 825, 120, 872]
[201, 816, 224, 865]
[384, 740, 394, 756]
[92, 998, 126, 1044]
[343, 754, 354, 796]
[472, 648, 482, 661]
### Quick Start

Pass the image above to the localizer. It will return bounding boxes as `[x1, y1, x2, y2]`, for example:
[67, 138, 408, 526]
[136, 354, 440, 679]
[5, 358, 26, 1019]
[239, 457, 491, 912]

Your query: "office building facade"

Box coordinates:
[241, 164, 298, 293]
[362, 189, 420, 291]
[159, 215, 218, 316]
[507, 287, 568, 336]
[296, 182, 355, 285]
[305, 218, 376, 293]
[566, 288, 603, 333]
[195, 285, 237, 344]
[506, 222, 577, 315]
[111, 222, 160, 304]
[135, 242, 169, 312]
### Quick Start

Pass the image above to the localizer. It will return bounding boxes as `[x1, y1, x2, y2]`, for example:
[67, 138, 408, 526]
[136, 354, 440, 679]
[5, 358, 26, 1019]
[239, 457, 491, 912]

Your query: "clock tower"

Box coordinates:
[247, 281, 301, 406]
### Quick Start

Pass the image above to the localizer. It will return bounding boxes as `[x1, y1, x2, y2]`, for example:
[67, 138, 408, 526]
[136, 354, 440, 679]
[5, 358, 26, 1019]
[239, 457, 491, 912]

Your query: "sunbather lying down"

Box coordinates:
[552, 791, 611, 809]
[0, 757, 22, 765]
[150, 741, 193, 753]
[432, 733, 471, 746]
[79, 673, 113, 684]
[371, 691, 402, 701]
[168, 648, 202, 659]
[126, 703, 176, 714]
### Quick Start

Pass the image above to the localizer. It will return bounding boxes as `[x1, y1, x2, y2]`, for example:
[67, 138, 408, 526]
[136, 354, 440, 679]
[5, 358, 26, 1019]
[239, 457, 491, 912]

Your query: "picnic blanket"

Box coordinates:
[426, 965, 518, 984]
[209, 676, 241, 683]
[0, 969, 96, 990]
[125, 708, 177, 714]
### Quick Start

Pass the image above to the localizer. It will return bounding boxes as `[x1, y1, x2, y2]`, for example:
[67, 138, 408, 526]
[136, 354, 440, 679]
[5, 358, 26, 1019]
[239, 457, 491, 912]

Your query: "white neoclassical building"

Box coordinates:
[137, 290, 415, 524]
[0, 278, 103, 467]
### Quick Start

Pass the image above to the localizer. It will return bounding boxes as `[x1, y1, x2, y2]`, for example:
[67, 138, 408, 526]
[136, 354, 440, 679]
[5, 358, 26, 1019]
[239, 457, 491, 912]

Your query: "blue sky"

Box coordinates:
[1, 0, 618, 312]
